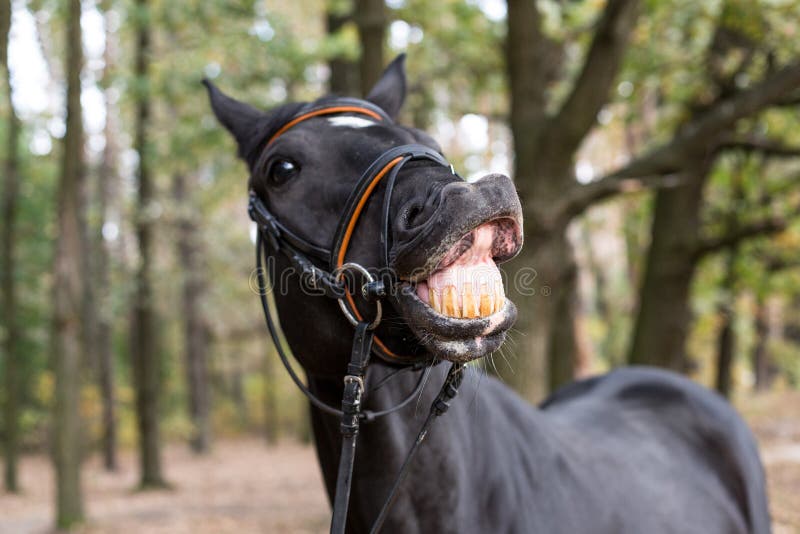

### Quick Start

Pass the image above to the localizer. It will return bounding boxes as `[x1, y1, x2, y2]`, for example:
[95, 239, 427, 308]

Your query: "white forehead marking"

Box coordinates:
[328, 116, 376, 129]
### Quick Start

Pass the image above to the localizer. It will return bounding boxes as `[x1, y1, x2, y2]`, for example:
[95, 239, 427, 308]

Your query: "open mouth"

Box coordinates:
[394, 218, 522, 362]
[416, 219, 516, 317]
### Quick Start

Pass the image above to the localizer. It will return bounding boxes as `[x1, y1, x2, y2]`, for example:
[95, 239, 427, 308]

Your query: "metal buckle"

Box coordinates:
[333, 263, 382, 330]
[300, 262, 319, 289]
[343, 375, 364, 393]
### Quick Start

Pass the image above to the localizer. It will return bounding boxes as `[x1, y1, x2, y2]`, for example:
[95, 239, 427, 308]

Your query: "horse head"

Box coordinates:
[205, 55, 522, 376]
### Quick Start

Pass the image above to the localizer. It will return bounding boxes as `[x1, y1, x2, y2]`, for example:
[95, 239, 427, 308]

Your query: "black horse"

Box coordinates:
[205, 56, 771, 533]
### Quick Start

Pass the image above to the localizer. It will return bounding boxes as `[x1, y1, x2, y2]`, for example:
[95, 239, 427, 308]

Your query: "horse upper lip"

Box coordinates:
[390, 173, 524, 281]
[397, 216, 523, 283]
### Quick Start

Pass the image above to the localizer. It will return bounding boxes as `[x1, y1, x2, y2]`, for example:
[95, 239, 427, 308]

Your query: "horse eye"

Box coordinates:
[268, 159, 299, 185]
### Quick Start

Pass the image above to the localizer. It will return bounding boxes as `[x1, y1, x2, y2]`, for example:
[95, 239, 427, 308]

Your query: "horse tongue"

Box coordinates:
[416, 222, 505, 318]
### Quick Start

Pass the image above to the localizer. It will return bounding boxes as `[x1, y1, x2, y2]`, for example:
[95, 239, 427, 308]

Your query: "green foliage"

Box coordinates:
[5, 0, 800, 463]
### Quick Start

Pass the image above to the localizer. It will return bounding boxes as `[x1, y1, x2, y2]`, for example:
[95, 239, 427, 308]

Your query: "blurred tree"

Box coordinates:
[628, 1, 800, 372]
[777, 293, 800, 387]
[326, 0, 360, 95]
[173, 171, 211, 453]
[52, 0, 85, 526]
[263, 343, 279, 443]
[504, 0, 800, 396]
[158, 1, 214, 455]
[752, 292, 772, 390]
[709, 154, 798, 396]
[714, 249, 740, 398]
[130, 0, 166, 488]
[0, 0, 21, 493]
[325, 0, 386, 97]
[391, 0, 505, 136]
[355, 0, 385, 96]
[749, 239, 800, 390]
[505, 0, 640, 396]
[94, 2, 119, 471]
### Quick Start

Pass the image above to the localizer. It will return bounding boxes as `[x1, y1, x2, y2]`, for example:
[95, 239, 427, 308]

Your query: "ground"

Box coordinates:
[0, 441, 329, 534]
[0, 391, 798, 534]
[737, 390, 800, 533]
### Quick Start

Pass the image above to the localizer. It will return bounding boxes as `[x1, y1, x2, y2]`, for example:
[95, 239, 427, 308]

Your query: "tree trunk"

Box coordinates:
[546, 239, 580, 390]
[95, 10, 119, 470]
[503, 0, 573, 399]
[714, 163, 746, 398]
[783, 294, 800, 358]
[0, 0, 21, 493]
[714, 249, 737, 398]
[131, 0, 166, 488]
[628, 164, 709, 370]
[173, 173, 211, 454]
[504, 230, 577, 401]
[327, 4, 360, 96]
[752, 293, 771, 392]
[504, 0, 641, 397]
[52, 0, 85, 526]
[355, 0, 385, 97]
[263, 343, 278, 444]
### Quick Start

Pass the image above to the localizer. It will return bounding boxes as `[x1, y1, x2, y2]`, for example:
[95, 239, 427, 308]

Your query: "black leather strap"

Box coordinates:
[254, 231, 433, 420]
[249, 192, 330, 261]
[331, 321, 373, 534]
[329, 144, 450, 272]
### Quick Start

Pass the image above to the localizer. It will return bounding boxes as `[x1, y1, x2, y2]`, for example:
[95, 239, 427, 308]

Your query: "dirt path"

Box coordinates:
[0, 440, 329, 534]
[740, 391, 800, 534]
[0, 392, 798, 533]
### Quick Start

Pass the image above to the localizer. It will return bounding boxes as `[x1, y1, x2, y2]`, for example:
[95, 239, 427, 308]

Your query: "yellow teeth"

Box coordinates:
[429, 287, 440, 313]
[427, 283, 505, 318]
[443, 286, 460, 318]
[479, 284, 492, 317]
[494, 283, 505, 313]
[463, 285, 477, 318]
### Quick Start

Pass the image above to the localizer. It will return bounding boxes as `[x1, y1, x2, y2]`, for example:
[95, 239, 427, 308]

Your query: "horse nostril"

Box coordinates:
[404, 204, 425, 228]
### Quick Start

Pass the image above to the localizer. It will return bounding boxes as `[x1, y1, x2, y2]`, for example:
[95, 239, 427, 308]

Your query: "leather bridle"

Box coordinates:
[248, 98, 467, 533]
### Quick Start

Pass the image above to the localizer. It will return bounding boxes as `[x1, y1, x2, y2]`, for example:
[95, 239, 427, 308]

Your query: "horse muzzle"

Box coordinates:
[391, 173, 523, 362]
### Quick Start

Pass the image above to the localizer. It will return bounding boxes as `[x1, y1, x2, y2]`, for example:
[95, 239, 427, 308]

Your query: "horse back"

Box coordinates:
[541, 367, 771, 534]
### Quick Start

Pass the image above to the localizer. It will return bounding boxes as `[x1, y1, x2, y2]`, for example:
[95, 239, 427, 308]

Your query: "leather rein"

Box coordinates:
[248, 98, 467, 533]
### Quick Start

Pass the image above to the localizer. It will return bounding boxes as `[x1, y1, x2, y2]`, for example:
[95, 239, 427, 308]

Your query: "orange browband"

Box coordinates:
[266, 105, 385, 146]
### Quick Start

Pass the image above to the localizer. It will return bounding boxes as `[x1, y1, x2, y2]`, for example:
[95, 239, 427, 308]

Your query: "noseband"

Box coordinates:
[248, 99, 467, 533]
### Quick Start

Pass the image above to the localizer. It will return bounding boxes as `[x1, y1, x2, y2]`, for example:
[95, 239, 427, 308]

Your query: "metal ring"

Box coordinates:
[333, 262, 382, 330]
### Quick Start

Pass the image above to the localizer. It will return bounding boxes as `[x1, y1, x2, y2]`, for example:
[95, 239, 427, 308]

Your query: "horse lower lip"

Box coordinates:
[394, 281, 518, 361]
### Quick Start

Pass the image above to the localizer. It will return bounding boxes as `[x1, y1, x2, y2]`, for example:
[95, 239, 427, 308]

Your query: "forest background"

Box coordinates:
[1, 0, 799, 531]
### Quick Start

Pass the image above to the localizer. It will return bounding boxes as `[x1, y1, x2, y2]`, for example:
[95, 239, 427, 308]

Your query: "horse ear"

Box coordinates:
[203, 79, 264, 157]
[365, 54, 407, 119]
